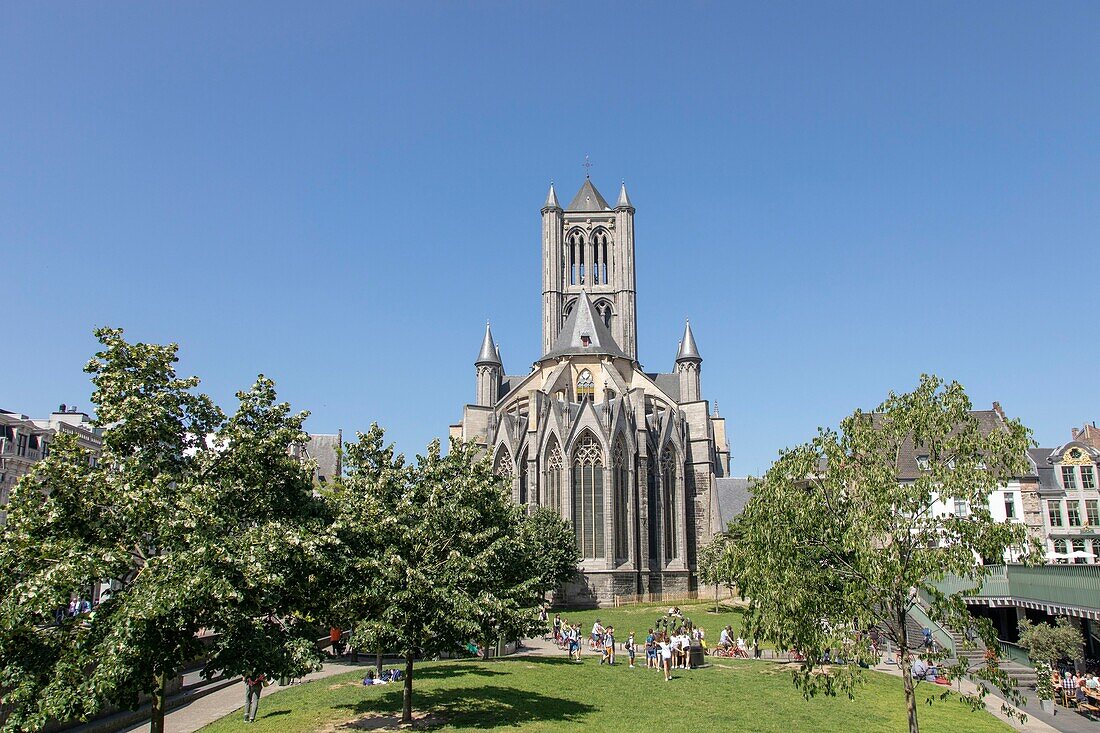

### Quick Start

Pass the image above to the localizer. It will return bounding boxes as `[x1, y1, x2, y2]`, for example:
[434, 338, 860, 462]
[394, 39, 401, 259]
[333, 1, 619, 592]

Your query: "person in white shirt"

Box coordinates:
[591, 620, 604, 651]
[718, 626, 733, 650]
[659, 634, 674, 681]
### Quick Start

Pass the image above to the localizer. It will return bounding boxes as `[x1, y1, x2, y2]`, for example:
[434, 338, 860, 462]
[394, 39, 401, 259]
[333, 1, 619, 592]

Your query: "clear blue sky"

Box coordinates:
[3, 2, 1098, 474]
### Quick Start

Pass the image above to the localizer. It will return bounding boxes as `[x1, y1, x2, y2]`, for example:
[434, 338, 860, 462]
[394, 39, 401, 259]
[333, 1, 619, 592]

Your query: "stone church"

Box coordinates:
[451, 176, 730, 605]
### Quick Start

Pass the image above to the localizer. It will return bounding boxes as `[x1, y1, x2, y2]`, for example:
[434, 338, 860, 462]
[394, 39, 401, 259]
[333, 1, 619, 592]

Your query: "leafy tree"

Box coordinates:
[1018, 617, 1083, 668]
[697, 533, 730, 613]
[0, 328, 325, 733]
[331, 430, 560, 724]
[729, 375, 1035, 733]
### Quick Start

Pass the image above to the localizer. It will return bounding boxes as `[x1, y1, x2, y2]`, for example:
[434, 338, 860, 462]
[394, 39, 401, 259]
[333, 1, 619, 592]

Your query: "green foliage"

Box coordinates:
[326, 429, 570, 723]
[727, 375, 1036, 733]
[697, 533, 731, 612]
[1017, 618, 1083, 667]
[0, 328, 325, 732]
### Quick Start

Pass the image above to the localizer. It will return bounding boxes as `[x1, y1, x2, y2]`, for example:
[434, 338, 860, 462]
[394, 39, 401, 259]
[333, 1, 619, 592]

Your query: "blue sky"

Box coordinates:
[2, 2, 1098, 474]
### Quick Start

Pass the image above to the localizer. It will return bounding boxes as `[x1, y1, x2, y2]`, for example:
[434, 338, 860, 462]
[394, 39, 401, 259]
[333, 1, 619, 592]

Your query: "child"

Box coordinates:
[626, 631, 636, 668]
[605, 626, 615, 665]
[645, 628, 657, 669]
[567, 625, 580, 661]
[553, 613, 562, 644]
[659, 633, 673, 681]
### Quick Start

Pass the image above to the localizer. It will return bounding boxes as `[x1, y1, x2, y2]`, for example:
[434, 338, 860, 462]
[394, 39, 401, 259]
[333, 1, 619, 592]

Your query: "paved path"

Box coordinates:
[118, 663, 362, 733]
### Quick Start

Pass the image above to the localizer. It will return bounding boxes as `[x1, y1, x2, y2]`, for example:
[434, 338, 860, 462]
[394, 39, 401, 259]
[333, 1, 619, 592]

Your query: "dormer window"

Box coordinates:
[581, 334, 591, 347]
[916, 455, 930, 471]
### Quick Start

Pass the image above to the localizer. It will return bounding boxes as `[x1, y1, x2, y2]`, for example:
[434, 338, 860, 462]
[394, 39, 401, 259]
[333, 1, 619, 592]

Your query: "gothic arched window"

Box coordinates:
[572, 433, 605, 559]
[647, 453, 660, 565]
[494, 447, 514, 484]
[594, 230, 610, 284]
[577, 369, 595, 400]
[613, 440, 630, 561]
[544, 438, 563, 513]
[594, 299, 613, 329]
[661, 445, 680, 561]
[519, 446, 529, 506]
[562, 298, 576, 325]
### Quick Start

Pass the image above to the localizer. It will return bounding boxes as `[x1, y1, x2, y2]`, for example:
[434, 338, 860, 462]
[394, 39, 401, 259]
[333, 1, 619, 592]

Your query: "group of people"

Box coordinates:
[552, 607, 742, 681]
[53, 597, 93, 623]
[1055, 668, 1100, 707]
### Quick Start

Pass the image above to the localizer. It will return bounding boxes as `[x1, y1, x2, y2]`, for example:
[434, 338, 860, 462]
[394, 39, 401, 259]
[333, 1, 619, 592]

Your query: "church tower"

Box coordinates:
[541, 177, 638, 361]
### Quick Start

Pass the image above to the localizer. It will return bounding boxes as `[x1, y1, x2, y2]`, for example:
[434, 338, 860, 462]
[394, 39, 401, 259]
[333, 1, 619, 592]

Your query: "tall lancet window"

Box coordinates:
[544, 438, 563, 513]
[613, 440, 630, 561]
[494, 447, 514, 483]
[572, 433, 605, 559]
[595, 231, 609, 284]
[568, 233, 580, 285]
[661, 445, 679, 561]
[519, 447, 529, 506]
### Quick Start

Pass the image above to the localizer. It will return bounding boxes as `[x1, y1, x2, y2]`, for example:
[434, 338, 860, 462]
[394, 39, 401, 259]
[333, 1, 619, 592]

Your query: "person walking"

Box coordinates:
[243, 673, 266, 723]
[626, 631, 636, 669]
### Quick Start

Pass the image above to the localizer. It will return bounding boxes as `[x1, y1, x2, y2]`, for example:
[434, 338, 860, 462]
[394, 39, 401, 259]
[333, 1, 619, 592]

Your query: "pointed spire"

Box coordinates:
[676, 319, 701, 362]
[545, 290, 628, 359]
[567, 178, 611, 212]
[543, 181, 560, 210]
[476, 321, 501, 366]
[616, 180, 633, 209]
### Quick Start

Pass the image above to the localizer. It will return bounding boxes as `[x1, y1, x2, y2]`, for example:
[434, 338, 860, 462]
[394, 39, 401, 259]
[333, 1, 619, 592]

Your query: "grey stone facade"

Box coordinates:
[452, 177, 730, 606]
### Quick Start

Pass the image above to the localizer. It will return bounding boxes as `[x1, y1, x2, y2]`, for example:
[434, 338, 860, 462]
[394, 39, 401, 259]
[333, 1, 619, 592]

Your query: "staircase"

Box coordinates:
[901, 611, 1036, 689]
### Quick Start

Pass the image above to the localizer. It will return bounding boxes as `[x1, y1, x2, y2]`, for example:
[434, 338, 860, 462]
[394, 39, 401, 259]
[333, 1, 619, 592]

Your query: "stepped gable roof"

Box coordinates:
[545, 290, 628, 360]
[567, 178, 612, 212]
[476, 322, 501, 365]
[676, 320, 701, 362]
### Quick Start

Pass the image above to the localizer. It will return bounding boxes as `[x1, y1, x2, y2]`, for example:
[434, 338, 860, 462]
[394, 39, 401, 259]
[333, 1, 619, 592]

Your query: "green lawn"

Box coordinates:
[548, 600, 746, 643]
[201, 656, 1011, 733]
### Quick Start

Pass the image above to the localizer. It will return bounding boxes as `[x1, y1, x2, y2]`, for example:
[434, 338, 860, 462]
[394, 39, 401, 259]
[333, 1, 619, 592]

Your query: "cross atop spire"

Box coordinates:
[583, 154, 593, 178]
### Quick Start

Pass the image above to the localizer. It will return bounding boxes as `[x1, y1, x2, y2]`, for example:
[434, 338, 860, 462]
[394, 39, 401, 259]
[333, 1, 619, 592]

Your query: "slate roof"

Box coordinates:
[304, 433, 341, 484]
[616, 182, 633, 209]
[676, 321, 701, 362]
[567, 179, 612, 212]
[715, 477, 754, 528]
[544, 183, 560, 209]
[1029, 447, 1060, 492]
[476, 323, 501, 365]
[885, 409, 1011, 480]
[648, 373, 681, 402]
[545, 290, 628, 359]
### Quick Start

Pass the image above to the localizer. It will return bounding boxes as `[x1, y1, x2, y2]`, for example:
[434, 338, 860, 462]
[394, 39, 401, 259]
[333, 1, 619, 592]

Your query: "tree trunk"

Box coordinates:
[897, 610, 919, 733]
[149, 670, 167, 733]
[713, 582, 719, 613]
[375, 648, 383, 677]
[402, 652, 414, 724]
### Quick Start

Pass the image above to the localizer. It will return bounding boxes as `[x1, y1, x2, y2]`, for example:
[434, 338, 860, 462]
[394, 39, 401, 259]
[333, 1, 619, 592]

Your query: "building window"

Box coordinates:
[519, 448, 529, 506]
[1081, 465, 1096, 490]
[494, 447, 514, 484]
[16, 433, 28, 457]
[953, 499, 970, 517]
[1068, 501, 1082, 527]
[1047, 500, 1063, 527]
[1062, 465, 1078, 489]
[571, 433, 605, 560]
[915, 455, 930, 471]
[576, 369, 595, 400]
[544, 439, 563, 513]
[1071, 539, 1089, 564]
[661, 446, 680, 561]
[1053, 538, 1069, 563]
[613, 441, 629, 561]
[1086, 499, 1099, 526]
[1003, 492, 1016, 519]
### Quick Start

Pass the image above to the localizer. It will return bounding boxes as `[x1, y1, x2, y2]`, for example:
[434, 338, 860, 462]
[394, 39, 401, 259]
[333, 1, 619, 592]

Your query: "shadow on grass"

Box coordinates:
[414, 666, 508, 680]
[260, 709, 291, 718]
[335, 685, 596, 729]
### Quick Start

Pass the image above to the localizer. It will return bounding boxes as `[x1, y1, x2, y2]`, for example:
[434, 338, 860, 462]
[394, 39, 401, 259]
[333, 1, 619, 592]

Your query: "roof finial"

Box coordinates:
[714, 401, 720, 417]
[583, 154, 592, 178]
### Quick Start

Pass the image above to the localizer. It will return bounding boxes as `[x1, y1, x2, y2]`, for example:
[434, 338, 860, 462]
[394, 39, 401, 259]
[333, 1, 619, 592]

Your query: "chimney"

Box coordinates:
[992, 401, 1005, 420]
[1073, 427, 1081, 439]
